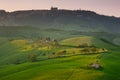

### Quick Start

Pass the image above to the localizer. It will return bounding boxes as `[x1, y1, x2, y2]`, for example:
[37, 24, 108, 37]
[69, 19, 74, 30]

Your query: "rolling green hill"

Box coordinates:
[0, 26, 120, 46]
[0, 36, 120, 80]
[60, 36, 119, 49]
[0, 9, 120, 80]
[60, 36, 93, 46]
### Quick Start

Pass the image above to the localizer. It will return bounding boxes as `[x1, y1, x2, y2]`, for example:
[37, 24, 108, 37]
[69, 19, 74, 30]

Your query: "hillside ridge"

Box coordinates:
[0, 9, 120, 33]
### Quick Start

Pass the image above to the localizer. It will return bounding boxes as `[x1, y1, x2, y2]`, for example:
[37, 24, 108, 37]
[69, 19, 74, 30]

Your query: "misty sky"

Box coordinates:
[0, 0, 120, 17]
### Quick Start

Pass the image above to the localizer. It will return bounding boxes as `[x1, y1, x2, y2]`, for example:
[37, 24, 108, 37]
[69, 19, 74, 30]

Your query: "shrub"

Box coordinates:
[28, 54, 37, 62]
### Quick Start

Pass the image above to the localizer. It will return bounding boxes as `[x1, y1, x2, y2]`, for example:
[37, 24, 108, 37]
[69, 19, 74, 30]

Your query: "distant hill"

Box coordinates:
[0, 9, 120, 45]
[0, 9, 120, 33]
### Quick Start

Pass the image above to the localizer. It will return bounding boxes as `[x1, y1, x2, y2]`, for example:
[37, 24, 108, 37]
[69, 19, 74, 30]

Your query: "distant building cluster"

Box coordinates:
[51, 7, 58, 11]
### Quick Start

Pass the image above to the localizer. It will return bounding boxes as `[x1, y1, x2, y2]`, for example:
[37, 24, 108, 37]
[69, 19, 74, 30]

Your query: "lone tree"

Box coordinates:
[28, 54, 37, 62]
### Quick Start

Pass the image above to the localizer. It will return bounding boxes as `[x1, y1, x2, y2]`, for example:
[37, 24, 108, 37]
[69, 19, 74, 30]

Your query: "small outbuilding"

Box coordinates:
[88, 61, 102, 69]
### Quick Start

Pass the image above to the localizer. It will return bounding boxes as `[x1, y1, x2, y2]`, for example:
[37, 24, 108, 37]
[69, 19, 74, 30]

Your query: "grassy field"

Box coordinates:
[0, 36, 120, 80]
[0, 54, 103, 80]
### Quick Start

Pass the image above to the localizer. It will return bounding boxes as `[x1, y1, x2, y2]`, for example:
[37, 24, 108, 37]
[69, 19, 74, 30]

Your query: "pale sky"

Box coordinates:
[0, 0, 120, 17]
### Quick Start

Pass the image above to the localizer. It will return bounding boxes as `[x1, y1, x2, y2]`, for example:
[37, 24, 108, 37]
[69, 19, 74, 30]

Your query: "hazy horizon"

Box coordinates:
[0, 0, 120, 17]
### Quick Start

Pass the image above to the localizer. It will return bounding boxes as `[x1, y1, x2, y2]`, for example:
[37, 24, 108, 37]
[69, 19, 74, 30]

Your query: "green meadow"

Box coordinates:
[0, 36, 120, 80]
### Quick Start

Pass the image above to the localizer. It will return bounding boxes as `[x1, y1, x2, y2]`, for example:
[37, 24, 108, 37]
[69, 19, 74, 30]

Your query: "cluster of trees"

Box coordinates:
[81, 48, 106, 54]
[48, 50, 67, 59]
[81, 48, 98, 53]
